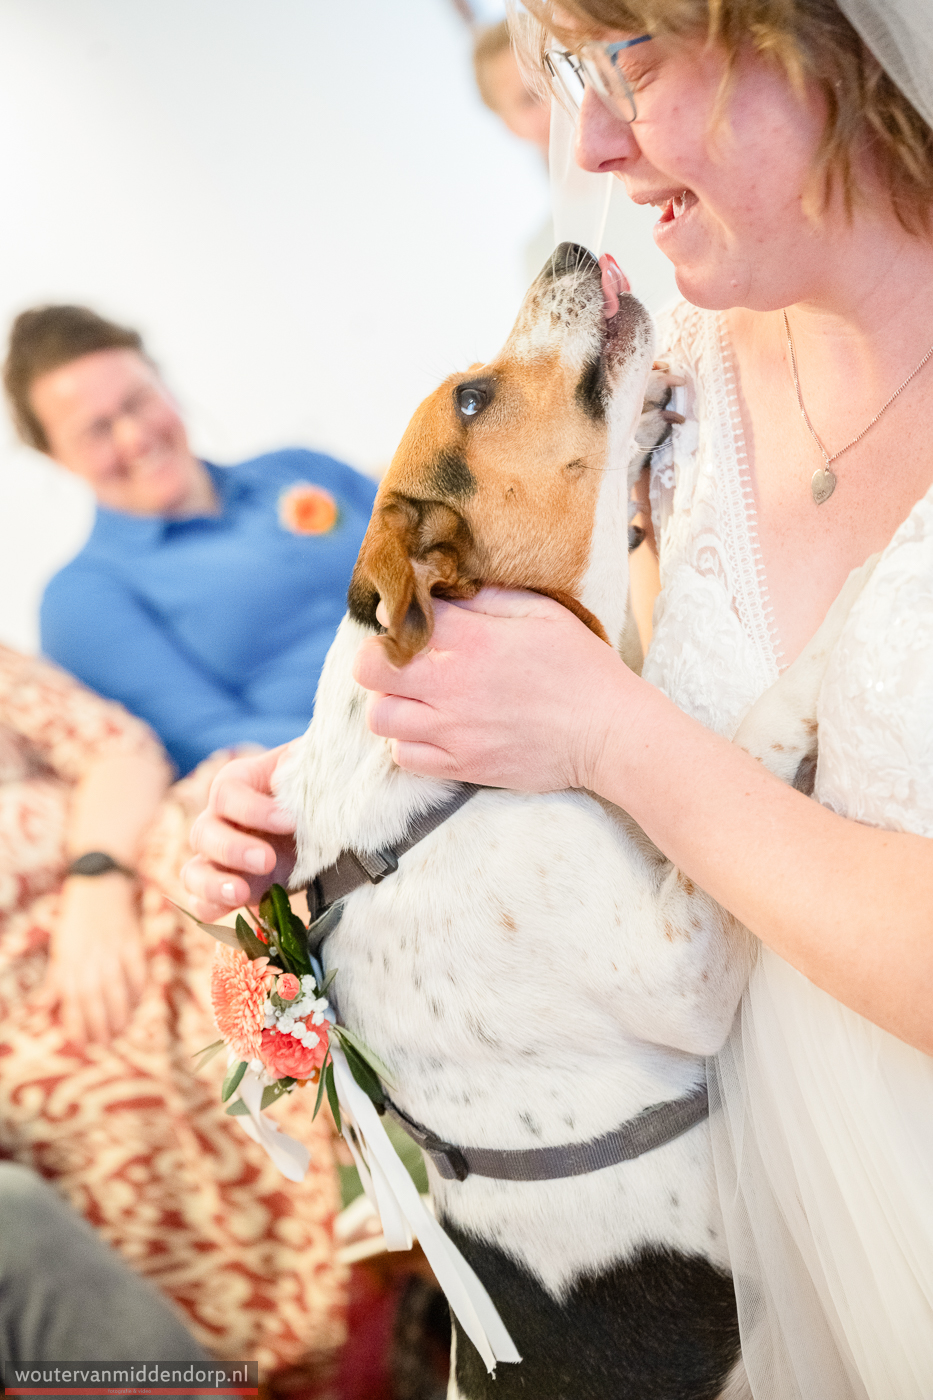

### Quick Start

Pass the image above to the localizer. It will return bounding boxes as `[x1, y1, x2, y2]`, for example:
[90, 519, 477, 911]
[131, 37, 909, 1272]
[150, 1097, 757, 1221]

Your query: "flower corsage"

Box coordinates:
[185, 884, 521, 1375]
[190, 884, 390, 1174]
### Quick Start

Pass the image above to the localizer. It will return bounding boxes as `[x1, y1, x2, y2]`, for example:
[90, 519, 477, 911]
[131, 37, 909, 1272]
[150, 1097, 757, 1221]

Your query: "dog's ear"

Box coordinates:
[348, 495, 481, 666]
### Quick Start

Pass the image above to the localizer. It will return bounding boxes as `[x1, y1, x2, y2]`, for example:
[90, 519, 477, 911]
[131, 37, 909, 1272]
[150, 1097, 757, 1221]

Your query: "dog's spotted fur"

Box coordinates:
[277, 245, 872, 1398]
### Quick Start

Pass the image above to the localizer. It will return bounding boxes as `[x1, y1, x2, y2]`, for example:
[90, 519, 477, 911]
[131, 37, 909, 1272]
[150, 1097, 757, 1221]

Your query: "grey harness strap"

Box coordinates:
[383, 1084, 710, 1183]
[306, 783, 482, 935]
[304, 784, 711, 1180]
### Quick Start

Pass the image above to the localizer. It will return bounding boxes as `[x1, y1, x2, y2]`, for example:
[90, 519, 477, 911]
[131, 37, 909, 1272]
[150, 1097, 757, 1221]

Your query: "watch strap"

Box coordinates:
[67, 851, 136, 879]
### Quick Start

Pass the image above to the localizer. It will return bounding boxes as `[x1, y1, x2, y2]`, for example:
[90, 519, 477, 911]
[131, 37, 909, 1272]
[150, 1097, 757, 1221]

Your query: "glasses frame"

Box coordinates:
[544, 34, 651, 125]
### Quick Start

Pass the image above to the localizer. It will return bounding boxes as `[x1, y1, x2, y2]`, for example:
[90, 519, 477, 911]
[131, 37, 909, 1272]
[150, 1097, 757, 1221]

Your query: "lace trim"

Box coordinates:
[711, 314, 784, 679]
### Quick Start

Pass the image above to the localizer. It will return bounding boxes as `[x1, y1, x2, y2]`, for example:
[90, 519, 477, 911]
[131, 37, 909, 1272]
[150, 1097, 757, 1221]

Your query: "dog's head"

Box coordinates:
[348, 242, 655, 665]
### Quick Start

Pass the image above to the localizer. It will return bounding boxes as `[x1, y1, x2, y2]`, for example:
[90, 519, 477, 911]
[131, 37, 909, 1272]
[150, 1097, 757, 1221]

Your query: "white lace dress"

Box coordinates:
[645, 302, 933, 1400]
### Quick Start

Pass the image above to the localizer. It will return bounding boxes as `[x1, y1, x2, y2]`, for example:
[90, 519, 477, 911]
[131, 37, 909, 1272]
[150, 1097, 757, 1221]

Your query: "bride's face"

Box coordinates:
[572, 30, 834, 310]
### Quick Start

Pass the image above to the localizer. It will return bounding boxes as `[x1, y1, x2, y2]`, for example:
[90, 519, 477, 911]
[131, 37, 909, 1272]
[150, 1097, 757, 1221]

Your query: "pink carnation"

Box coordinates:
[260, 1024, 329, 1081]
[276, 972, 301, 1002]
[211, 944, 277, 1060]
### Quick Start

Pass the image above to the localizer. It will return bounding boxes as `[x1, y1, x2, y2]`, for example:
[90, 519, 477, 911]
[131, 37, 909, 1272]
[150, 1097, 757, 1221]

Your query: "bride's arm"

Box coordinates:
[355, 588, 933, 1055]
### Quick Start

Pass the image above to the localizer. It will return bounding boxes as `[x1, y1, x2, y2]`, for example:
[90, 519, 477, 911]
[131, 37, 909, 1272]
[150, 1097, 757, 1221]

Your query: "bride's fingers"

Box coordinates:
[189, 810, 278, 878]
[366, 692, 441, 744]
[389, 740, 462, 780]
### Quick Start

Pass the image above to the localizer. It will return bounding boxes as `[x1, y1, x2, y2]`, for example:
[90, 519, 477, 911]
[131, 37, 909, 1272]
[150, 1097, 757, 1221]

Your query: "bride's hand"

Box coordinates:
[183, 745, 298, 920]
[353, 586, 642, 793]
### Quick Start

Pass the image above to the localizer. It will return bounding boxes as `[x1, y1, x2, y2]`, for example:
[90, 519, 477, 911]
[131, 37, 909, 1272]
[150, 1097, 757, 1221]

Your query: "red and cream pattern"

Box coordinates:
[0, 647, 347, 1370]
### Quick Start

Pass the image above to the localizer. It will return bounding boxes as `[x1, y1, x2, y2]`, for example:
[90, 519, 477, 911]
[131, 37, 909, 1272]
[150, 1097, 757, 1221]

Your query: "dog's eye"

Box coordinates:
[457, 386, 486, 417]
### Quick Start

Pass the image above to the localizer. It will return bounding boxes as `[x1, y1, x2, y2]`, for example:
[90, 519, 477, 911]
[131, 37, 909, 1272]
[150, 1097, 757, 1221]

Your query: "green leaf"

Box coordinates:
[260, 1082, 291, 1111]
[168, 901, 240, 949]
[235, 913, 270, 961]
[340, 1037, 386, 1106]
[324, 1059, 341, 1133]
[221, 1060, 248, 1103]
[192, 1038, 225, 1072]
[225, 1098, 251, 1117]
[270, 884, 312, 976]
[318, 967, 338, 998]
[311, 1061, 328, 1121]
[332, 1024, 396, 1087]
[258, 889, 276, 929]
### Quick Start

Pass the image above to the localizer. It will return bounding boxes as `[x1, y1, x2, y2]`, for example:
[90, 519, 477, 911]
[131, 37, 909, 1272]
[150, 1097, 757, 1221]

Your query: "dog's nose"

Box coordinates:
[542, 241, 600, 281]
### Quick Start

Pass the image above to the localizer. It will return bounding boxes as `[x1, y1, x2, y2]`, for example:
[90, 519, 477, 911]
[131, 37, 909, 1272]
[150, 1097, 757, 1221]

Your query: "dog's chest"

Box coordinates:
[320, 789, 703, 1147]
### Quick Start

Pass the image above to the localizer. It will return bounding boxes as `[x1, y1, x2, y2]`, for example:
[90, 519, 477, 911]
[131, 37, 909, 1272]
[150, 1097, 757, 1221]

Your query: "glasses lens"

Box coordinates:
[579, 46, 637, 123]
[544, 49, 585, 113]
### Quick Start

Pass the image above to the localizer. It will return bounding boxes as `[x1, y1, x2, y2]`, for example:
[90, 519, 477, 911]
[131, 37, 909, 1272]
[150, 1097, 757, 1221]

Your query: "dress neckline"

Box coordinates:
[711, 311, 785, 678]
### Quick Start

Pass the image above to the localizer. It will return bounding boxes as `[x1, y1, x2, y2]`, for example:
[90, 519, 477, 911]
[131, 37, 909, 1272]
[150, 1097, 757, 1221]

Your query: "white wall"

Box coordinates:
[0, 0, 675, 651]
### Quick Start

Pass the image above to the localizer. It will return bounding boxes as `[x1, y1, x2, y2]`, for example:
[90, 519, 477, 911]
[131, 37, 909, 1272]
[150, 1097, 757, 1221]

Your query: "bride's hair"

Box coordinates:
[515, 0, 933, 233]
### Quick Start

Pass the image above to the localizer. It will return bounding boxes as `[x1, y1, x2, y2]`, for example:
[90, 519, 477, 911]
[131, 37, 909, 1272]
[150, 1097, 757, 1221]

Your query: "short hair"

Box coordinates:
[4, 304, 145, 452]
[473, 20, 515, 113]
[519, 0, 933, 232]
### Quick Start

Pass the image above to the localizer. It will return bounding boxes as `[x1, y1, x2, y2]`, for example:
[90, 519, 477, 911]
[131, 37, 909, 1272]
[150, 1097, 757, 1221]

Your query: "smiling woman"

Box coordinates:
[5, 304, 377, 776]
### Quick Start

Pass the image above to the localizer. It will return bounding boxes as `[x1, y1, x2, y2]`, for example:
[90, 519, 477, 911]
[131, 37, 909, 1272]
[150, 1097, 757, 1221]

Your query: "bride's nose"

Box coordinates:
[574, 85, 640, 174]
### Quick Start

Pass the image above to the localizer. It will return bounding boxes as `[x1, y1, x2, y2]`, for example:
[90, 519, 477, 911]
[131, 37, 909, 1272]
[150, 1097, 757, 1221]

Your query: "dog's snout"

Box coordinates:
[540, 241, 600, 283]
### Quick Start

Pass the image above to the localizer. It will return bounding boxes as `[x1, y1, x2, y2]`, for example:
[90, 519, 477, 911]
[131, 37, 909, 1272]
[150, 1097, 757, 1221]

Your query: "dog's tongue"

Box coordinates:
[599, 254, 630, 320]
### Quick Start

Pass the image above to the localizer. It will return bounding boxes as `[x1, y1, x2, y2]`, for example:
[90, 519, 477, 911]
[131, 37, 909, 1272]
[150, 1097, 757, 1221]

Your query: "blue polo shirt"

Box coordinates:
[41, 449, 377, 774]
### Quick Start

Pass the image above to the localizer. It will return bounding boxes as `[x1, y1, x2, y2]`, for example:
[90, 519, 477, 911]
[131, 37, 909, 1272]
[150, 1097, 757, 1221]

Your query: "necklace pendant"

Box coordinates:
[811, 464, 837, 505]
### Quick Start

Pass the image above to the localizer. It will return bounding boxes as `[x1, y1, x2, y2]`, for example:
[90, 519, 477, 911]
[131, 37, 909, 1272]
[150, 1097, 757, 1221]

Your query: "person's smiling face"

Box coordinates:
[30, 348, 207, 517]
[570, 28, 834, 310]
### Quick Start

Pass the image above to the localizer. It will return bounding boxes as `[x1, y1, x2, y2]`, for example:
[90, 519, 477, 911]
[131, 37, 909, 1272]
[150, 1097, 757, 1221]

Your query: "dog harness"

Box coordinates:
[304, 783, 711, 1183]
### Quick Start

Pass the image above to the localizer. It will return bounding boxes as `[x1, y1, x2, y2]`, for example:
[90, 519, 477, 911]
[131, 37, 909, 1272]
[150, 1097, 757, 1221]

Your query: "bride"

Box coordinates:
[184, 0, 933, 1393]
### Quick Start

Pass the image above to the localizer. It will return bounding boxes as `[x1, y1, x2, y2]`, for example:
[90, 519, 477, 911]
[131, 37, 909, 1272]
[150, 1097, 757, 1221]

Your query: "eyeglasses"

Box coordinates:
[544, 35, 651, 124]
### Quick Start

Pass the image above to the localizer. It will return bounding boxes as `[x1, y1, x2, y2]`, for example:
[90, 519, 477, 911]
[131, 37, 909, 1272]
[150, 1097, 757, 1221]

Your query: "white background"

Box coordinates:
[0, 0, 676, 651]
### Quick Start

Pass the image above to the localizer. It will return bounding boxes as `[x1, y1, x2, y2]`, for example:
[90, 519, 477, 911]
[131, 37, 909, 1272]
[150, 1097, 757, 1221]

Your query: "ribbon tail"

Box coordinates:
[339, 1099, 413, 1250]
[330, 1048, 521, 1373]
[235, 1068, 310, 1183]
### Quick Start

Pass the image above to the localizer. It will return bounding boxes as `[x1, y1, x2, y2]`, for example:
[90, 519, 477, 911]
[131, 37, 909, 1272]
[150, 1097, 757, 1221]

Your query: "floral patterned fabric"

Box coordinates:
[0, 647, 347, 1370]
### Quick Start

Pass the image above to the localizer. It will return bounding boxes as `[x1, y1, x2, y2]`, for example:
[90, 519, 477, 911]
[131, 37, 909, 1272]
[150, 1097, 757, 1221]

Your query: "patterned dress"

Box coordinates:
[0, 647, 347, 1370]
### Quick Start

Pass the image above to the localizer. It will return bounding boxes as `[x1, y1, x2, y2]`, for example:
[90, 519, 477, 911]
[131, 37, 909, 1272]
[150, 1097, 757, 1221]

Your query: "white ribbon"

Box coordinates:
[233, 1065, 310, 1183]
[329, 1047, 521, 1374]
[229, 1047, 521, 1374]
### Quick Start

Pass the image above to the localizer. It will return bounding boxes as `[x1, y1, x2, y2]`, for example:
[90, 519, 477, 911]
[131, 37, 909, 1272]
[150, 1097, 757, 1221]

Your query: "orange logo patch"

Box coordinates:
[279, 482, 339, 535]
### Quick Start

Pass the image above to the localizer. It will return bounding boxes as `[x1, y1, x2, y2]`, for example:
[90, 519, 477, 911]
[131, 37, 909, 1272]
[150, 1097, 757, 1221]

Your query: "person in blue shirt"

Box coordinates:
[5, 305, 376, 775]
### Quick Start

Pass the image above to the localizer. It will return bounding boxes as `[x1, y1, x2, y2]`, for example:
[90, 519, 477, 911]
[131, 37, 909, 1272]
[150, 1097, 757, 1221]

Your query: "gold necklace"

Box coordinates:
[783, 310, 933, 505]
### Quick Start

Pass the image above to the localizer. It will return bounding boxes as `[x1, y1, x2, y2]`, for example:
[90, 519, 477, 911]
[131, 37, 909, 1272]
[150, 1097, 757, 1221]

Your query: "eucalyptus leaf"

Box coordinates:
[324, 1059, 341, 1133]
[312, 1061, 328, 1121]
[225, 1099, 251, 1117]
[340, 1038, 386, 1106]
[192, 1038, 225, 1072]
[261, 1082, 290, 1111]
[235, 913, 270, 962]
[221, 1060, 248, 1103]
[333, 1024, 395, 1087]
[319, 967, 338, 997]
[168, 901, 240, 949]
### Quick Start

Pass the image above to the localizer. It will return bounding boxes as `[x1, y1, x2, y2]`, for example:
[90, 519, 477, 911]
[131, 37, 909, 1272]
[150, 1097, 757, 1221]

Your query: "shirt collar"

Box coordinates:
[91, 461, 238, 543]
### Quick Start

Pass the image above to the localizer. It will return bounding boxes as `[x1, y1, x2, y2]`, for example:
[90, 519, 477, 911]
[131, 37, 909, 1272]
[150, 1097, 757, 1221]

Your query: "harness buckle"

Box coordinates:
[350, 846, 399, 884]
[423, 1136, 470, 1183]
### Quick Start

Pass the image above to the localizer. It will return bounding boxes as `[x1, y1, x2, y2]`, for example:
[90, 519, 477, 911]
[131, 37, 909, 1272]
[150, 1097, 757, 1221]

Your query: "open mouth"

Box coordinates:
[655, 189, 697, 228]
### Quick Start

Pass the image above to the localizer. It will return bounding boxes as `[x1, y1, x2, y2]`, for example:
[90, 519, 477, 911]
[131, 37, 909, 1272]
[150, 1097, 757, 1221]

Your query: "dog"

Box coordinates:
[275, 243, 871, 1399]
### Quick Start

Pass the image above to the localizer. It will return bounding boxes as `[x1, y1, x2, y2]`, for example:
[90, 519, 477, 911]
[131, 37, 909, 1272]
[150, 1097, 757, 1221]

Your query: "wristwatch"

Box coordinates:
[67, 851, 136, 879]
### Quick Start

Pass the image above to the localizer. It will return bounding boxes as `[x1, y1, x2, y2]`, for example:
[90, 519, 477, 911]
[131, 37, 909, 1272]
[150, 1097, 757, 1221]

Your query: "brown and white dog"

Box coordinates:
[275, 243, 870, 1399]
